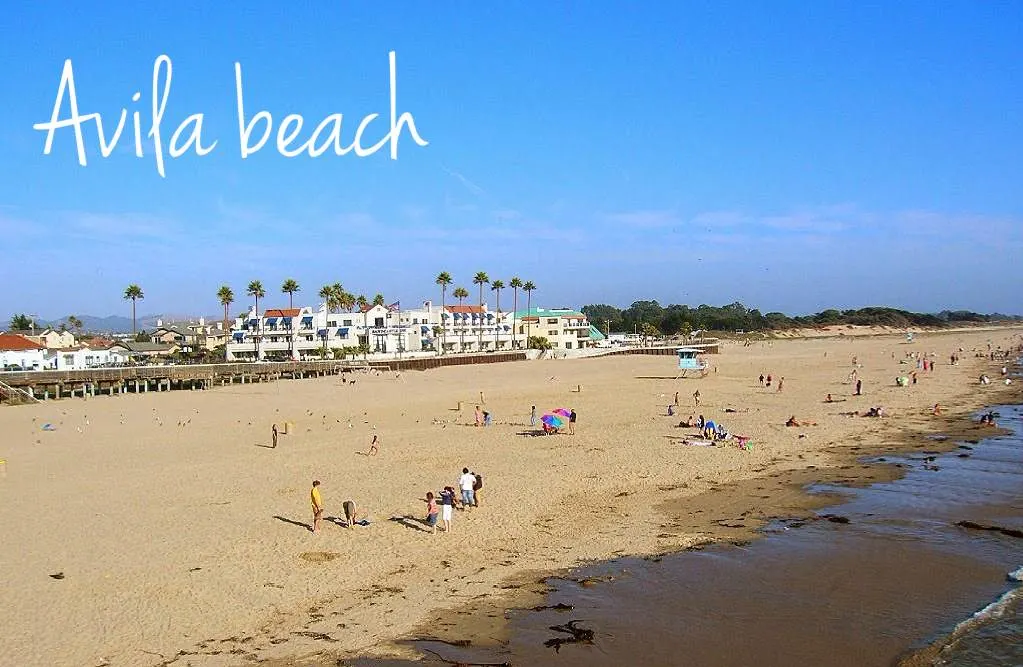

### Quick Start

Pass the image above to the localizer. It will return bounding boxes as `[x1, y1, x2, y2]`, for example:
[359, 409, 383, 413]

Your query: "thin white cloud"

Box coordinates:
[441, 165, 486, 197]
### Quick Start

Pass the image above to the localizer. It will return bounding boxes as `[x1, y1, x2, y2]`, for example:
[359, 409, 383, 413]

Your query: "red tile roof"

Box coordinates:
[264, 308, 301, 318]
[0, 333, 45, 351]
[445, 305, 485, 314]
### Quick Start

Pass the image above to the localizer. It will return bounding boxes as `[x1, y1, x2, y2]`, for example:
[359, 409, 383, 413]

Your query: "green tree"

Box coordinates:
[356, 294, 369, 311]
[216, 285, 234, 331]
[581, 304, 623, 335]
[281, 278, 300, 309]
[123, 284, 144, 335]
[435, 271, 452, 354]
[9, 313, 32, 330]
[527, 335, 552, 351]
[372, 293, 385, 307]
[67, 315, 83, 334]
[522, 281, 536, 345]
[509, 277, 523, 349]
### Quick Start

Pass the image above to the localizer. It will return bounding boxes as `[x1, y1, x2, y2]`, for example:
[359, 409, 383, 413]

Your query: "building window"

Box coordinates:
[548, 330, 558, 337]
[547, 318, 558, 324]
[343, 319, 352, 326]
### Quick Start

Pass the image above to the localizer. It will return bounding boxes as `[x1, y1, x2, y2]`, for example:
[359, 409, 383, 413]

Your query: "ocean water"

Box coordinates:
[357, 400, 1023, 667]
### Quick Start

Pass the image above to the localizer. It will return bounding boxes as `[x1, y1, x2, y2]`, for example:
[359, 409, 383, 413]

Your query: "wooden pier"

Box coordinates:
[0, 353, 528, 404]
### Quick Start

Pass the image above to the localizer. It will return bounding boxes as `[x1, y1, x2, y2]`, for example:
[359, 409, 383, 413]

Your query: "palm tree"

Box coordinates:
[216, 285, 234, 330]
[523, 281, 536, 347]
[281, 278, 300, 309]
[123, 284, 144, 335]
[453, 286, 469, 351]
[472, 271, 489, 349]
[435, 271, 452, 354]
[372, 293, 385, 307]
[509, 277, 523, 349]
[318, 284, 334, 355]
[491, 279, 505, 349]
[356, 294, 369, 311]
[247, 280, 265, 359]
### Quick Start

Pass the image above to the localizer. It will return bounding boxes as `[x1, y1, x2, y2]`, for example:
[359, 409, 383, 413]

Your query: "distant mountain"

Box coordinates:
[11, 313, 218, 334]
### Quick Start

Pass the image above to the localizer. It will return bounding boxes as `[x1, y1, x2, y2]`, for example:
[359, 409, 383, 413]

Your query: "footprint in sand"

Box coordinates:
[300, 551, 342, 563]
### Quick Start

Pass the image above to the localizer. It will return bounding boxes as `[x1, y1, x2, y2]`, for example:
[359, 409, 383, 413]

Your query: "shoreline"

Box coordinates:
[298, 352, 1023, 665]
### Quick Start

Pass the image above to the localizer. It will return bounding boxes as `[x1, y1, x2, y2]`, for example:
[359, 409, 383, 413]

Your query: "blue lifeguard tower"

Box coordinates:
[676, 347, 708, 379]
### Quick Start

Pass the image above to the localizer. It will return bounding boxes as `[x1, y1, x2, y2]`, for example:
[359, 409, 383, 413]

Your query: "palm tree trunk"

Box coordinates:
[131, 299, 137, 336]
[254, 296, 260, 360]
[440, 286, 446, 355]
[512, 288, 518, 349]
[478, 285, 484, 350]
[495, 292, 501, 350]
[526, 292, 532, 346]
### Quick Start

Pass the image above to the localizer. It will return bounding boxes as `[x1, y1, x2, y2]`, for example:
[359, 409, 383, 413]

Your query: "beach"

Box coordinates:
[1, 328, 1020, 666]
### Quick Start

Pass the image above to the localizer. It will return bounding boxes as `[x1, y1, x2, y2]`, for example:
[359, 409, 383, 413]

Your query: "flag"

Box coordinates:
[387, 301, 400, 312]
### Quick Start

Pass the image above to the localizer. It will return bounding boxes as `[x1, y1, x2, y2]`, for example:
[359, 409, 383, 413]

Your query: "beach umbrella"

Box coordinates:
[552, 408, 571, 417]
[541, 414, 565, 428]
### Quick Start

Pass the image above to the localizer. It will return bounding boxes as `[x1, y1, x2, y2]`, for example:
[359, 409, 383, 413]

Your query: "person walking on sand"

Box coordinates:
[459, 468, 476, 509]
[439, 486, 455, 532]
[271, 424, 278, 448]
[530, 405, 537, 427]
[766, 374, 772, 388]
[855, 379, 862, 396]
[569, 409, 577, 435]
[674, 391, 680, 406]
[425, 491, 439, 534]
[472, 471, 483, 507]
[367, 434, 379, 456]
[693, 389, 701, 407]
[475, 405, 483, 428]
[759, 374, 765, 386]
[777, 377, 784, 393]
[310, 480, 324, 533]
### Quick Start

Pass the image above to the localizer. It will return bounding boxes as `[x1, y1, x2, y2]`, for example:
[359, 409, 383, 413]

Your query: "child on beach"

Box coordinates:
[271, 424, 278, 448]
[439, 486, 455, 532]
[475, 406, 483, 427]
[310, 481, 323, 533]
[530, 405, 537, 427]
[424, 492, 439, 534]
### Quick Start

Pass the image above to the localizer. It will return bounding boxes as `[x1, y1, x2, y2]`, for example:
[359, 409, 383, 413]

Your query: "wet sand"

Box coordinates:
[0, 328, 1020, 665]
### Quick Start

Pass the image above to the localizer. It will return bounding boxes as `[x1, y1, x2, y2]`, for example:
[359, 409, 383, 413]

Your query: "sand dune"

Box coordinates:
[0, 328, 1019, 665]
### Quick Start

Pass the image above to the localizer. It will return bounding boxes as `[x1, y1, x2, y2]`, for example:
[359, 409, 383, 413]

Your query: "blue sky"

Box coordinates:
[1, 2, 1021, 319]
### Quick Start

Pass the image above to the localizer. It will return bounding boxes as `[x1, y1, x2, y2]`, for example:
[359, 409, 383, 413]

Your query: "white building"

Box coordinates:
[226, 303, 428, 361]
[0, 334, 47, 370]
[224, 299, 602, 360]
[47, 345, 128, 370]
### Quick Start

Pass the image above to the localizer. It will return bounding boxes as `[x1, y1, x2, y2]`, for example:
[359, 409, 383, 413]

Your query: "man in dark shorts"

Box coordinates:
[569, 409, 577, 435]
[472, 472, 483, 507]
[342, 499, 357, 528]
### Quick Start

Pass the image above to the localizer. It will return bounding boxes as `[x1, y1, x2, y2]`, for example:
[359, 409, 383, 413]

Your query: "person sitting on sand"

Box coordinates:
[483, 411, 492, 427]
[677, 416, 695, 428]
[933, 403, 942, 416]
[863, 406, 884, 418]
[667, 405, 675, 417]
[825, 393, 833, 403]
[703, 419, 717, 440]
[697, 414, 706, 430]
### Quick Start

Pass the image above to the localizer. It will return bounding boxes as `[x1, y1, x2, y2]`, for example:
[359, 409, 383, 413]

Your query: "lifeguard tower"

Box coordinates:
[675, 347, 708, 379]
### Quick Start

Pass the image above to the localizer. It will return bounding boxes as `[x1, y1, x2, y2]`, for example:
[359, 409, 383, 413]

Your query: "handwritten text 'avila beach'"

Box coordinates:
[32, 52, 429, 177]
